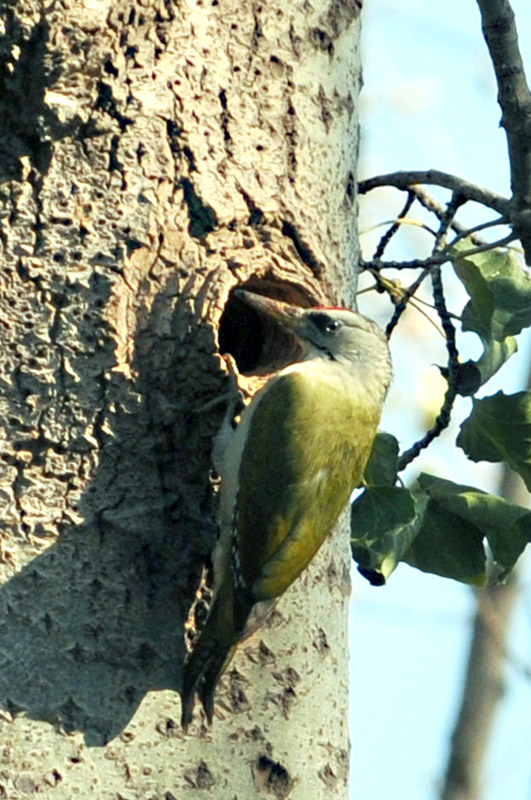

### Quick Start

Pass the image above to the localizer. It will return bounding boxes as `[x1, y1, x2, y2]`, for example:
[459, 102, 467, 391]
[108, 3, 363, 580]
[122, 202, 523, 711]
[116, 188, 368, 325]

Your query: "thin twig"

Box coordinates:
[363, 232, 518, 277]
[362, 217, 438, 238]
[433, 192, 466, 251]
[385, 267, 432, 338]
[360, 253, 450, 272]
[373, 191, 416, 259]
[397, 268, 459, 471]
[410, 185, 465, 229]
[442, 232, 518, 259]
[447, 216, 510, 249]
[359, 170, 511, 217]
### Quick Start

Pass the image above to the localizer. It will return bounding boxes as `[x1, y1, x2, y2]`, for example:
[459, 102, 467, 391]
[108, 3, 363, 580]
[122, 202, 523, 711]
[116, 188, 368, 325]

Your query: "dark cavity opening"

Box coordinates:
[218, 280, 316, 375]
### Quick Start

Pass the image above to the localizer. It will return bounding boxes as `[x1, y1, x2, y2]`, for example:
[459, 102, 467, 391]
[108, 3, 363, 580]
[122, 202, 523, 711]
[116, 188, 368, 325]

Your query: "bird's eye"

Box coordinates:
[325, 319, 340, 333]
[309, 312, 342, 335]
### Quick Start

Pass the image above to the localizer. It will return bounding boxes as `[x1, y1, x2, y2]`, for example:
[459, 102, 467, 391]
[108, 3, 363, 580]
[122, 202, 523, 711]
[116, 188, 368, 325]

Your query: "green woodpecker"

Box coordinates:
[180, 291, 391, 729]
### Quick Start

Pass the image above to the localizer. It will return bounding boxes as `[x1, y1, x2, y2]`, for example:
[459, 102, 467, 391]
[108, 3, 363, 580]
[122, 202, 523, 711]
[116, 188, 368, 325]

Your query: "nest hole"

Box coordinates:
[218, 280, 316, 375]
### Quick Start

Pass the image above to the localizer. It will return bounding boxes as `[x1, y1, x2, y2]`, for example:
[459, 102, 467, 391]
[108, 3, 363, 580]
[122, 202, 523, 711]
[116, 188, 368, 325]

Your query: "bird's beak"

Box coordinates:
[236, 290, 306, 334]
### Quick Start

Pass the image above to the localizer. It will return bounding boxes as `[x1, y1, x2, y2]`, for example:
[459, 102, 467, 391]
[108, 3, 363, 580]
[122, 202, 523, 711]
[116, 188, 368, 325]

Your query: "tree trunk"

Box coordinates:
[0, 0, 361, 796]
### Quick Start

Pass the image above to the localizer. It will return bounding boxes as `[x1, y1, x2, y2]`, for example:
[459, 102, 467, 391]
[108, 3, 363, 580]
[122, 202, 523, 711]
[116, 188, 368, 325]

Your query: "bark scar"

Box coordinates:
[180, 178, 219, 241]
[281, 220, 324, 277]
[218, 89, 233, 158]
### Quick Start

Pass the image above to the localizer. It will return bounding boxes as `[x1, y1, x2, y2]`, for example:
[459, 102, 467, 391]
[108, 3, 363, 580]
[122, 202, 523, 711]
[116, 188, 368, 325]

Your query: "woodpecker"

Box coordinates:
[180, 291, 391, 729]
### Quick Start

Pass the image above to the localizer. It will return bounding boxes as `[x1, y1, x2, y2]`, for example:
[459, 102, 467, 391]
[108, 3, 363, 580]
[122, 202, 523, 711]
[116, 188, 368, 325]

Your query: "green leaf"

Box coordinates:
[450, 244, 523, 389]
[351, 487, 426, 585]
[364, 432, 399, 486]
[352, 473, 531, 586]
[447, 338, 518, 397]
[439, 360, 481, 397]
[457, 391, 531, 489]
[455, 308, 517, 391]
[404, 502, 487, 585]
[416, 474, 531, 579]
[453, 244, 531, 340]
[474, 336, 518, 385]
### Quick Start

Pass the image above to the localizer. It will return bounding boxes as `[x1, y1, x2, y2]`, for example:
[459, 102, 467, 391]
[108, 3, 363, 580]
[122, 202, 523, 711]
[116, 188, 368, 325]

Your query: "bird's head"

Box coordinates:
[236, 291, 392, 394]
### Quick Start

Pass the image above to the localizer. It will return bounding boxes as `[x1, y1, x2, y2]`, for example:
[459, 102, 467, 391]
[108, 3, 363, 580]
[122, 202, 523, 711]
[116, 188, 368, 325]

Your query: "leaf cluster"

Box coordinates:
[351, 245, 531, 586]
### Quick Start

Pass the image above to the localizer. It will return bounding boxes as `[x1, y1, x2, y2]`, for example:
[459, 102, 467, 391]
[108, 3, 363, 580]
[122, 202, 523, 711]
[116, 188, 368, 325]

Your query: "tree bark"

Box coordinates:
[0, 0, 361, 796]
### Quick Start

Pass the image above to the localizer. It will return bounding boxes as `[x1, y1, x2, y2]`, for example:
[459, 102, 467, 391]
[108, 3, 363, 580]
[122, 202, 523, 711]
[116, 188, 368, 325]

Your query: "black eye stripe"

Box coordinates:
[308, 312, 340, 334]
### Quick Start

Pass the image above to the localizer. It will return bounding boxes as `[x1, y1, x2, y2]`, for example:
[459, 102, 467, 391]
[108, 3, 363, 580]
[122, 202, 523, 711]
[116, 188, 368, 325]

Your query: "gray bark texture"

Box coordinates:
[0, 0, 361, 796]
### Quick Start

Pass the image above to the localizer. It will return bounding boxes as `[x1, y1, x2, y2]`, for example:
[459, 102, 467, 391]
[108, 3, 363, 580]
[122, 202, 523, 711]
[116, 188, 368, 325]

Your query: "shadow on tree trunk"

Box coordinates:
[0, 274, 227, 745]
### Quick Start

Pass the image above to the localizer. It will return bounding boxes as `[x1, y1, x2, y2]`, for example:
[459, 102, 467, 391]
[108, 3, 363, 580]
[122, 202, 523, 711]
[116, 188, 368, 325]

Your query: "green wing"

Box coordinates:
[234, 369, 380, 600]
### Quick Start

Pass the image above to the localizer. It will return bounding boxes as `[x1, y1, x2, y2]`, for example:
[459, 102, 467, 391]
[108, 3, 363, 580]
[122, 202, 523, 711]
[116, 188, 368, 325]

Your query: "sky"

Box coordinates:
[350, 3, 531, 799]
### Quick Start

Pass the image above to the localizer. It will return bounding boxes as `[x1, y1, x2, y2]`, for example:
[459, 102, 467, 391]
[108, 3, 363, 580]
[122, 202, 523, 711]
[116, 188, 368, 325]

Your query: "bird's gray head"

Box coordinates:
[236, 291, 392, 395]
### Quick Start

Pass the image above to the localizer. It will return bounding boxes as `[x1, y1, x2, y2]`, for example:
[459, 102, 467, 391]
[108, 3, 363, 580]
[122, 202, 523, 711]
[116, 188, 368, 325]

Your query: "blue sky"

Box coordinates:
[350, 3, 531, 799]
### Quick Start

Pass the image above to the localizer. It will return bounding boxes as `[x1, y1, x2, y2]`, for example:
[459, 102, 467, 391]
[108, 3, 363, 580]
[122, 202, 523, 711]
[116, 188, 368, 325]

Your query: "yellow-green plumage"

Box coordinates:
[237, 364, 381, 600]
[180, 295, 391, 729]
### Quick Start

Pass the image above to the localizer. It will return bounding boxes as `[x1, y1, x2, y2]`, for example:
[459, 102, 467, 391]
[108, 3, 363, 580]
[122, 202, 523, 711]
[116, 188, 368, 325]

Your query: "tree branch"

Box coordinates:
[476, 0, 531, 261]
[397, 267, 459, 471]
[358, 170, 511, 217]
[439, 467, 525, 800]
[440, 345, 531, 800]
[440, 573, 519, 800]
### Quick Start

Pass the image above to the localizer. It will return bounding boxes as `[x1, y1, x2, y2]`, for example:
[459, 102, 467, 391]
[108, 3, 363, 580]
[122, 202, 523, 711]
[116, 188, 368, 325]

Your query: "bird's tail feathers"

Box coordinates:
[197, 644, 236, 725]
[180, 599, 237, 730]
